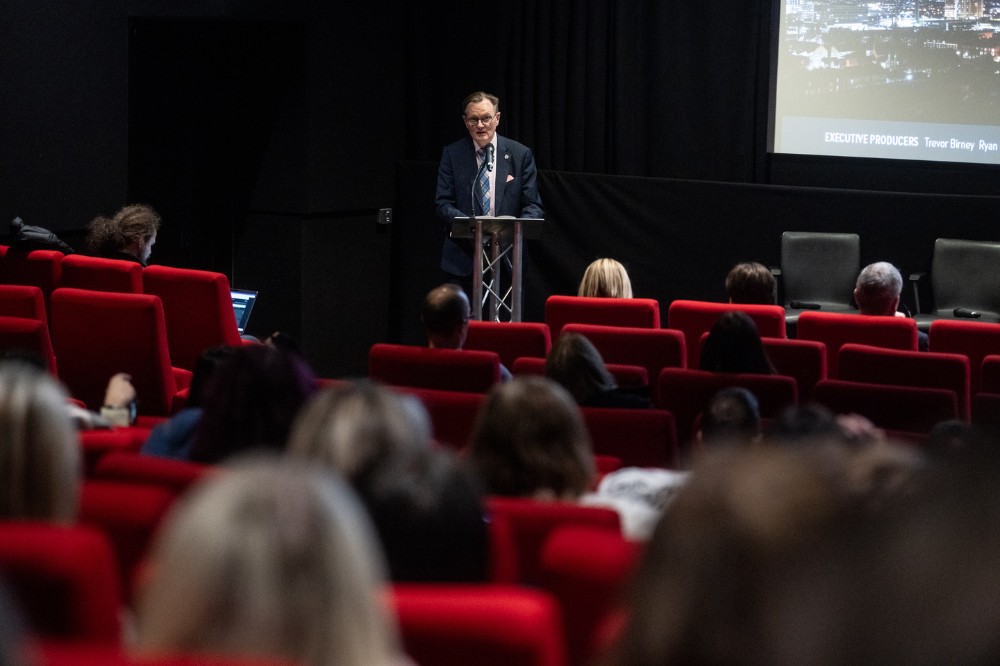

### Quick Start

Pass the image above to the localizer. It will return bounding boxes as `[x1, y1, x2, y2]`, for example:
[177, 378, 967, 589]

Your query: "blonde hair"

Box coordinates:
[135, 458, 400, 665]
[0, 363, 79, 522]
[578, 258, 633, 299]
[287, 380, 431, 484]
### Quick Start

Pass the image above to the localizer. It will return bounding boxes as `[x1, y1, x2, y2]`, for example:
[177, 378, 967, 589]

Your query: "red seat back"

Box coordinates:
[487, 496, 620, 587]
[539, 526, 641, 666]
[839, 343, 970, 420]
[581, 407, 679, 469]
[930, 319, 1000, 396]
[0, 284, 48, 324]
[142, 265, 244, 372]
[797, 311, 919, 378]
[465, 320, 552, 369]
[391, 386, 486, 450]
[392, 583, 567, 666]
[544, 295, 660, 338]
[92, 451, 213, 493]
[812, 379, 959, 436]
[511, 356, 649, 388]
[0, 522, 121, 643]
[59, 254, 143, 294]
[0, 315, 57, 375]
[50, 288, 178, 414]
[369, 343, 501, 393]
[656, 368, 798, 446]
[79, 479, 179, 604]
[562, 323, 686, 381]
[667, 300, 787, 367]
[0, 250, 64, 306]
[761, 337, 827, 402]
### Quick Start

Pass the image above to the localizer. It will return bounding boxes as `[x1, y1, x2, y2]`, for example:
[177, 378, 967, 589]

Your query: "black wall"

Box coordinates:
[2, 1, 998, 377]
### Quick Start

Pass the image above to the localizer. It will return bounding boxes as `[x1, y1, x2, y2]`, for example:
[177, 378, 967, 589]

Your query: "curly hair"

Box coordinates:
[87, 204, 161, 256]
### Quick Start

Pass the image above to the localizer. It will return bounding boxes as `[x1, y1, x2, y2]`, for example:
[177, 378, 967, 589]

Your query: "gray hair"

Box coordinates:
[855, 262, 902, 315]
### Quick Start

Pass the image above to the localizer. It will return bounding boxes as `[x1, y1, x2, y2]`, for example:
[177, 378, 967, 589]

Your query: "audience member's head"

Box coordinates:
[0, 362, 79, 522]
[608, 446, 859, 665]
[725, 261, 776, 305]
[854, 261, 903, 316]
[545, 332, 618, 406]
[773, 403, 884, 448]
[924, 419, 990, 458]
[578, 258, 633, 299]
[189, 345, 316, 464]
[355, 447, 489, 583]
[186, 345, 237, 409]
[699, 310, 775, 375]
[288, 380, 431, 486]
[422, 283, 471, 349]
[87, 204, 161, 266]
[135, 459, 399, 665]
[698, 387, 762, 447]
[470, 376, 595, 500]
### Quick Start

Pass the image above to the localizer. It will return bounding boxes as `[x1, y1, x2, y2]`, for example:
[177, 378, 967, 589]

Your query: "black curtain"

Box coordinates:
[404, 0, 768, 182]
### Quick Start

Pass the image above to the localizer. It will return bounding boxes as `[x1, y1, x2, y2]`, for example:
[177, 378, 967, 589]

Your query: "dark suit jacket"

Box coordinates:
[435, 134, 543, 276]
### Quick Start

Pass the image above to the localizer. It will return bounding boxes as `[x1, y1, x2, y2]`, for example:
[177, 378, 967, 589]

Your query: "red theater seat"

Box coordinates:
[539, 526, 641, 666]
[0, 522, 121, 643]
[656, 368, 798, 446]
[838, 343, 970, 420]
[511, 356, 649, 388]
[391, 386, 486, 450]
[142, 265, 245, 372]
[544, 295, 660, 338]
[0, 316, 57, 375]
[92, 452, 213, 493]
[49, 288, 191, 415]
[761, 337, 827, 402]
[465, 320, 552, 369]
[561, 323, 686, 382]
[0, 284, 48, 323]
[930, 319, 1000, 396]
[487, 496, 620, 587]
[581, 406, 679, 469]
[796, 310, 919, 378]
[667, 300, 786, 367]
[369, 343, 501, 393]
[392, 584, 567, 666]
[0, 250, 64, 307]
[59, 254, 143, 294]
[812, 379, 959, 437]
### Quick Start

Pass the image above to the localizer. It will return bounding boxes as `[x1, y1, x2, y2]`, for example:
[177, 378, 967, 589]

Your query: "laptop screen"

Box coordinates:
[231, 289, 258, 335]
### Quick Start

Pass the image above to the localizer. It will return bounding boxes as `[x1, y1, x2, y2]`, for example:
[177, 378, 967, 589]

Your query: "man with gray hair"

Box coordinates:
[854, 261, 928, 351]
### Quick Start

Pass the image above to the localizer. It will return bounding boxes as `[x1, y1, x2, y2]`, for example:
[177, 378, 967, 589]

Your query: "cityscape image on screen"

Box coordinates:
[771, 0, 1000, 164]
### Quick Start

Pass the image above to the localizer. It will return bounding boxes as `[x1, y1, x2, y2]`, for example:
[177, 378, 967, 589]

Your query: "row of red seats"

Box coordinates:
[0, 451, 637, 666]
[0, 247, 244, 371]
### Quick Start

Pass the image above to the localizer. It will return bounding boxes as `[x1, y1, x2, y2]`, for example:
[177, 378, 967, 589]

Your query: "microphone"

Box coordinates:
[789, 300, 821, 310]
[486, 143, 495, 172]
[954, 307, 982, 318]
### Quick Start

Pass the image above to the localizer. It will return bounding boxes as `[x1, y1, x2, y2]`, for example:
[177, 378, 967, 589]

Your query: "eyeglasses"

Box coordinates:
[464, 114, 496, 127]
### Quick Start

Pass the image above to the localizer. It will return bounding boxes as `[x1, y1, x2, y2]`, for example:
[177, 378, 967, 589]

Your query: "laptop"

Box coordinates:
[231, 289, 258, 335]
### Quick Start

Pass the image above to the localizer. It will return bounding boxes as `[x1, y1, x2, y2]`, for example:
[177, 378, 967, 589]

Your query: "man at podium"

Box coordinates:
[434, 90, 544, 292]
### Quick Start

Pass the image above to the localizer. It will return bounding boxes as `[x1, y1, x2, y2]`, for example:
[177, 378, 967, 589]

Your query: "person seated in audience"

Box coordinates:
[142, 345, 236, 459]
[289, 381, 489, 582]
[355, 446, 490, 583]
[773, 403, 885, 448]
[578, 258, 633, 298]
[469, 376, 596, 501]
[725, 261, 776, 305]
[604, 442, 923, 665]
[697, 386, 762, 449]
[855, 261, 928, 351]
[699, 310, 775, 375]
[545, 332, 651, 409]
[86, 203, 161, 266]
[0, 362, 79, 522]
[924, 419, 991, 458]
[187, 345, 317, 464]
[134, 458, 401, 665]
[422, 282, 511, 380]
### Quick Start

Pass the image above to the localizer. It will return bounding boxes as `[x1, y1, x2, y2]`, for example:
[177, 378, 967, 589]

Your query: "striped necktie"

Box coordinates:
[477, 148, 491, 216]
